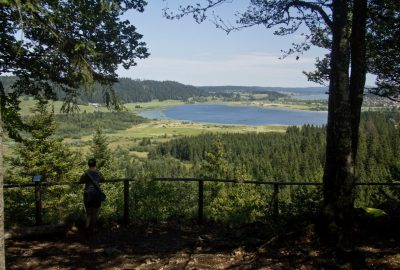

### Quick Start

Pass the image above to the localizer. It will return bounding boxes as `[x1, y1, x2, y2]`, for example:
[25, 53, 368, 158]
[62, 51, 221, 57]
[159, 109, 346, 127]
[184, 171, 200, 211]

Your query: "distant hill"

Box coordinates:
[81, 78, 208, 103]
[200, 86, 327, 95]
[0, 76, 207, 103]
[2, 76, 314, 104]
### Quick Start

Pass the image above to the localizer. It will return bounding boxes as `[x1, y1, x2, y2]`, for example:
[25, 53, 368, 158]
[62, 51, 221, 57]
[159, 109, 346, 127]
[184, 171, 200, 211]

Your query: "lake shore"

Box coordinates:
[138, 104, 327, 126]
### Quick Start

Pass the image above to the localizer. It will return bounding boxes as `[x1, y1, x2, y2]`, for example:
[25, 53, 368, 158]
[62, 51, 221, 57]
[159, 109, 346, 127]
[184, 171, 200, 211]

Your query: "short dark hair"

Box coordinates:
[88, 158, 96, 167]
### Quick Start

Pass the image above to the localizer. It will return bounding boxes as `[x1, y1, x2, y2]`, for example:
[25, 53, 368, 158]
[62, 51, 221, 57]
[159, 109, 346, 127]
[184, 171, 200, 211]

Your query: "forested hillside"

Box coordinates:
[0, 76, 207, 103]
[4, 110, 400, 226]
[79, 78, 208, 103]
[54, 111, 147, 138]
[200, 85, 326, 95]
[1, 76, 289, 104]
[151, 125, 325, 182]
[150, 111, 400, 205]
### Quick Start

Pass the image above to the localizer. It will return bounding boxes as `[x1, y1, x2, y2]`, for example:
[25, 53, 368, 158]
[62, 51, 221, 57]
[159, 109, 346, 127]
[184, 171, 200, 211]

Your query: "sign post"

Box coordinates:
[32, 175, 43, 225]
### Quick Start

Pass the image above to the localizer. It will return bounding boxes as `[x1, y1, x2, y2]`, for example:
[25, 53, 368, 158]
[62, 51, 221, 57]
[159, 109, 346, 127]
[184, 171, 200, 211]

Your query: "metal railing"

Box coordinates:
[4, 178, 400, 225]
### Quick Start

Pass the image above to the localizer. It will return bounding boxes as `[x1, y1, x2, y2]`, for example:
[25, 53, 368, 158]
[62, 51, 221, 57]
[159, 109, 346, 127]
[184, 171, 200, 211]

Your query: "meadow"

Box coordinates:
[7, 98, 287, 159]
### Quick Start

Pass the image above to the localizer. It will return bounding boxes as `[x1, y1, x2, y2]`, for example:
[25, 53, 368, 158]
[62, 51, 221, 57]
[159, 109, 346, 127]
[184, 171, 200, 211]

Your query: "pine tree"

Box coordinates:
[9, 100, 81, 182]
[6, 100, 82, 225]
[201, 135, 229, 179]
[89, 126, 110, 170]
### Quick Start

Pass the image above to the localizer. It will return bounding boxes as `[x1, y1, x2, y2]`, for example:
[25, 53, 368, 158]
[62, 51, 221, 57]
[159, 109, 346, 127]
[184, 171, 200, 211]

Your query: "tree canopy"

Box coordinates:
[0, 1, 150, 267]
[0, 0, 149, 139]
[164, 0, 399, 99]
[368, 0, 400, 100]
[164, 0, 399, 251]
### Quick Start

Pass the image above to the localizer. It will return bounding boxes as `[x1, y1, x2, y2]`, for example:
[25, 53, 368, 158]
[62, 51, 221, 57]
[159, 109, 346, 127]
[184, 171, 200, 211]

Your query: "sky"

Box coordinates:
[118, 1, 373, 88]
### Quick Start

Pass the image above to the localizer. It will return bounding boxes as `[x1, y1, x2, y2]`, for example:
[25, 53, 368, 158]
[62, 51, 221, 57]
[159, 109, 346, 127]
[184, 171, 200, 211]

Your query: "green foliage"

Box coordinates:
[4, 188, 36, 226]
[77, 79, 208, 103]
[367, 0, 400, 99]
[5, 101, 83, 226]
[362, 207, 387, 218]
[124, 156, 197, 221]
[201, 135, 230, 179]
[152, 125, 326, 182]
[41, 184, 82, 225]
[129, 180, 197, 222]
[199, 86, 287, 101]
[1, 76, 291, 105]
[0, 0, 149, 139]
[354, 111, 400, 207]
[206, 184, 270, 224]
[150, 111, 400, 221]
[5, 110, 400, 226]
[279, 186, 323, 219]
[8, 101, 82, 182]
[55, 111, 146, 137]
[89, 127, 111, 170]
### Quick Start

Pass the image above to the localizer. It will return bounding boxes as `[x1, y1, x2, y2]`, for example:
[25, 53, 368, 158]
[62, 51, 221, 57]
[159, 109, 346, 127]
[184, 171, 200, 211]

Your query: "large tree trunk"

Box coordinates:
[0, 144, 4, 270]
[349, 0, 368, 159]
[322, 0, 354, 243]
[0, 82, 5, 269]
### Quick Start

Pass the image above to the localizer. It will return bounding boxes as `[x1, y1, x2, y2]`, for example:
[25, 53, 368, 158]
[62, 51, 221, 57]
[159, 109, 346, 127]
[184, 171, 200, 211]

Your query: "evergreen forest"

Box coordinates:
[0, 76, 289, 104]
[5, 109, 400, 227]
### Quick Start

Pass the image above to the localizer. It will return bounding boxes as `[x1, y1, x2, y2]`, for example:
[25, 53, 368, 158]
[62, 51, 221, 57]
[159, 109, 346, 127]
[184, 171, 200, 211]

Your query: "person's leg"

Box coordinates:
[90, 208, 99, 232]
[85, 207, 91, 230]
[86, 207, 100, 234]
[86, 208, 96, 234]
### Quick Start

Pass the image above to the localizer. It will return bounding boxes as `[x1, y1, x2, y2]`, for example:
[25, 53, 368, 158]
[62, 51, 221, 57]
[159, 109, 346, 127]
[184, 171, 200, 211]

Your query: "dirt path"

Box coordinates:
[6, 222, 400, 269]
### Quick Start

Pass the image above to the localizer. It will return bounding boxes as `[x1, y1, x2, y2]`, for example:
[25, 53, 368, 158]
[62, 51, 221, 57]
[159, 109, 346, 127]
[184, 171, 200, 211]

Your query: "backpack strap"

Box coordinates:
[85, 171, 102, 193]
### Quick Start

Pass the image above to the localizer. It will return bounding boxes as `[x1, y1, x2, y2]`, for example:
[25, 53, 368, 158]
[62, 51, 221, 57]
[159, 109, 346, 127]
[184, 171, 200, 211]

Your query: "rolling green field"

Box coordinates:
[10, 98, 288, 158]
[9, 97, 396, 159]
[18, 98, 110, 115]
[73, 120, 286, 151]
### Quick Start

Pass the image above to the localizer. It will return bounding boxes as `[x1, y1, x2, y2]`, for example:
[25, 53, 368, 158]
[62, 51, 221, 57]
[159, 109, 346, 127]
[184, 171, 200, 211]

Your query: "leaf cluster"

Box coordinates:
[0, 0, 149, 138]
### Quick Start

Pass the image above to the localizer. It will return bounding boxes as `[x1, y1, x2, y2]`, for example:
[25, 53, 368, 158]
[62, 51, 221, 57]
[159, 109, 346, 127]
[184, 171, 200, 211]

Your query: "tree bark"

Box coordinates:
[322, 0, 354, 243]
[0, 82, 5, 269]
[349, 0, 367, 160]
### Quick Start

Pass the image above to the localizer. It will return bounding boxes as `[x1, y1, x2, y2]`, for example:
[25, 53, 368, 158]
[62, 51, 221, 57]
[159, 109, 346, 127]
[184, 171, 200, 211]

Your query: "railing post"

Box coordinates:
[198, 180, 204, 224]
[34, 182, 42, 225]
[273, 183, 279, 218]
[123, 179, 129, 225]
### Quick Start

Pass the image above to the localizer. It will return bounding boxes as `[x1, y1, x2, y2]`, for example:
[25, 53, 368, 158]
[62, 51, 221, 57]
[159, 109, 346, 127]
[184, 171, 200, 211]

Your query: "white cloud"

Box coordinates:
[119, 52, 322, 87]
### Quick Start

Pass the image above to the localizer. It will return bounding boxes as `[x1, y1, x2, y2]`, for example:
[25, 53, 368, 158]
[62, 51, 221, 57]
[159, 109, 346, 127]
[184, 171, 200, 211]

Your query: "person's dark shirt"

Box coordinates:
[79, 170, 105, 193]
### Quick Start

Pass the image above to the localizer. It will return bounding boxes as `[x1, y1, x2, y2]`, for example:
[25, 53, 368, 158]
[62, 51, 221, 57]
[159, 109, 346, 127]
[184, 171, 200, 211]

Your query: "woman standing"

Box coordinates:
[79, 158, 105, 236]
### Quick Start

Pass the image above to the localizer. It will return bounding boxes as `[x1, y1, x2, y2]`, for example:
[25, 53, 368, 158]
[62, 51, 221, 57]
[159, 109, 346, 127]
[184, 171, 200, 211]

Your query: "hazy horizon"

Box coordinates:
[119, 2, 376, 87]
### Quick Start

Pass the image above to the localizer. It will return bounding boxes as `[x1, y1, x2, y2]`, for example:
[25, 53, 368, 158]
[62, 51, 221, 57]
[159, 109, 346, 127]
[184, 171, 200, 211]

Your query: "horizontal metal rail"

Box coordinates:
[5, 177, 400, 188]
[4, 177, 400, 225]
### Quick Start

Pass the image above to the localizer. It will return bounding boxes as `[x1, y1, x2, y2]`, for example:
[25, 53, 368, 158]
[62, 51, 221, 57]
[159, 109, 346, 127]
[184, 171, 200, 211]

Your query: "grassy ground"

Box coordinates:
[19, 99, 110, 115]
[123, 100, 185, 113]
[12, 98, 295, 155]
[72, 120, 286, 151]
[223, 100, 317, 110]
[12, 99, 288, 158]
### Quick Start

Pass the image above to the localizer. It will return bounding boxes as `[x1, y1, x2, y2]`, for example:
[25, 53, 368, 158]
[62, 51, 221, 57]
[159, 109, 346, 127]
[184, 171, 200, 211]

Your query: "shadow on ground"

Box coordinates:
[6, 219, 400, 269]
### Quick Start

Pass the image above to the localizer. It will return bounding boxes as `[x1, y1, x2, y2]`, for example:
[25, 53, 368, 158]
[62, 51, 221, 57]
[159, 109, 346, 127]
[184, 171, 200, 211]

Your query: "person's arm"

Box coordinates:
[98, 171, 105, 182]
[79, 172, 86, 184]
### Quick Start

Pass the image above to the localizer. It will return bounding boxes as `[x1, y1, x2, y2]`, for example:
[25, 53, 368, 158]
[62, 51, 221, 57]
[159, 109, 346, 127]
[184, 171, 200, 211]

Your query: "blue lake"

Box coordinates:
[295, 94, 328, 100]
[140, 104, 327, 126]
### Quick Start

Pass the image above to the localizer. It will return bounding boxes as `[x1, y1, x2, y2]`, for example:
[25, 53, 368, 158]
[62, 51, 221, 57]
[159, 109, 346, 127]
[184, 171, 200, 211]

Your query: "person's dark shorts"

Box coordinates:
[84, 191, 101, 209]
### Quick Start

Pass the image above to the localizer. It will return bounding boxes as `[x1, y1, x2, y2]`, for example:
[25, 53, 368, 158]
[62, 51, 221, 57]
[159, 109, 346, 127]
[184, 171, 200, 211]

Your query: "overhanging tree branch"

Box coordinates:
[289, 0, 333, 29]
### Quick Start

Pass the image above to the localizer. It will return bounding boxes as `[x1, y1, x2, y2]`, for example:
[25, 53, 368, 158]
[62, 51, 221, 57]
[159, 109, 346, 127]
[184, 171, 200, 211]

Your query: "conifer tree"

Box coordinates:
[0, 1, 149, 264]
[9, 100, 81, 182]
[89, 126, 111, 170]
[201, 135, 229, 179]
